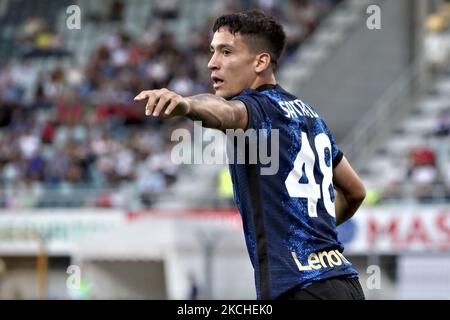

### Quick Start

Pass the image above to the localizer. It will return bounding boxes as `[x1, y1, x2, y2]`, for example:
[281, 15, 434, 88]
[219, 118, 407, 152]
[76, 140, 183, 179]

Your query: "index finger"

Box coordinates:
[134, 91, 152, 101]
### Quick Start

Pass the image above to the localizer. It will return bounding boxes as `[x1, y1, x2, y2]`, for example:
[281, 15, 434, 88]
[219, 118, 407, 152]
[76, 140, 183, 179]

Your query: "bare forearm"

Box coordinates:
[186, 94, 245, 130]
[134, 89, 247, 130]
[332, 157, 366, 226]
[334, 187, 364, 226]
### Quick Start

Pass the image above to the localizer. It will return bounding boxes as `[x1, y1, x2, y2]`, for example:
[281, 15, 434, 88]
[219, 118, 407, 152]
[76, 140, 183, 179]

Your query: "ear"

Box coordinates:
[254, 53, 271, 73]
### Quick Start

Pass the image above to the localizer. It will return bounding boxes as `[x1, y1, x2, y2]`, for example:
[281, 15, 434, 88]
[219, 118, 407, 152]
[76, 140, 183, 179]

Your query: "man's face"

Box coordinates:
[208, 27, 258, 99]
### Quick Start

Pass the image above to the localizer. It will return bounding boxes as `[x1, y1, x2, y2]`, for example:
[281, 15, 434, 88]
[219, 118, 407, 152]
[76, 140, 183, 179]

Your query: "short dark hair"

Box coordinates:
[212, 10, 287, 70]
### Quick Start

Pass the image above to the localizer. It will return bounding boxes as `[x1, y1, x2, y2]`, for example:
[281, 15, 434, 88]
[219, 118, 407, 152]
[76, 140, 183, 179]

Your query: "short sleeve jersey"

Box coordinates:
[228, 84, 358, 299]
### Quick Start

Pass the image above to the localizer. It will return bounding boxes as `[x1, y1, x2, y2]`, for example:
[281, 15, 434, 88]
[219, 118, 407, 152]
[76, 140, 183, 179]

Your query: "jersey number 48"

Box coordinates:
[285, 132, 335, 218]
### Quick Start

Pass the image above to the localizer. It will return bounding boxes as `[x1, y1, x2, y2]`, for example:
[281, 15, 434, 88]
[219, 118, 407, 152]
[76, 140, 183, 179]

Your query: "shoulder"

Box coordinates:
[229, 90, 273, 130]
[231, 88, 267, 102]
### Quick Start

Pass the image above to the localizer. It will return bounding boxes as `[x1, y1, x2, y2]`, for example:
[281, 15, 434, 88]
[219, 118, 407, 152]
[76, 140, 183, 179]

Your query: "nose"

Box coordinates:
[208, 53, 219, 71]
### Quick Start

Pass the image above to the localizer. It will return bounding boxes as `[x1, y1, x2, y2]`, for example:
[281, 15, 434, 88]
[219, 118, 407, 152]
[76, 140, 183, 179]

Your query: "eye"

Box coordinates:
[223, 50, 231, 56]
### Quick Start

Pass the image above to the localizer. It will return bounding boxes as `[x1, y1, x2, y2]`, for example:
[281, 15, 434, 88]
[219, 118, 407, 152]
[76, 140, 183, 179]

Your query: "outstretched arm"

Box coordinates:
[332, 156, 366, 226]
[134, 89, 248, 130]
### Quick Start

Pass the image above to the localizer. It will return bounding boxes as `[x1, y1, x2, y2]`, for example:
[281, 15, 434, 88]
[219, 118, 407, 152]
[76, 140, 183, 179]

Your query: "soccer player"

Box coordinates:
[135, 10, 366, 300]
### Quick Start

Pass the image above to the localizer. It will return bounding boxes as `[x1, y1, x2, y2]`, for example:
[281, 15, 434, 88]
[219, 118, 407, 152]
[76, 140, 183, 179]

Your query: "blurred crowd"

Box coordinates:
[17, 12, 70, 59]
[0, 0, 341, 209]
[425, 0, 450, 73]
[365, 1, 450, 205]
[0, 25, 197, 208]
[380, 136, 450, 204]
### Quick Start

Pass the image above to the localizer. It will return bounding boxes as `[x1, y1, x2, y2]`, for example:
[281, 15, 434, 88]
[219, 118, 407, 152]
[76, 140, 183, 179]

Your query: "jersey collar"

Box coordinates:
[255, 84, 279, 92]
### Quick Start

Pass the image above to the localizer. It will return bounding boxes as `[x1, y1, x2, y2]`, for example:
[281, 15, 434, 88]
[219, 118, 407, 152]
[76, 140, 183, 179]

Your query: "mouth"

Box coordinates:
[211, 75, 224, 89]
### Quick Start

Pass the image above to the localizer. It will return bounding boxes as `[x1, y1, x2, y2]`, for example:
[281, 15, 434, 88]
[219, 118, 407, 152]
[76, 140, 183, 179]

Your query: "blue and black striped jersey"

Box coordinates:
[228, 84, 358, 300]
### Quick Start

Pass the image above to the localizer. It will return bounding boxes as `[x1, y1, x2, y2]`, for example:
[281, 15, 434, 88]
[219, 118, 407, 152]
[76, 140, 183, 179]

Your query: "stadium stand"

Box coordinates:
[359, 2, 450, 204]
[0, 0, 342, 209]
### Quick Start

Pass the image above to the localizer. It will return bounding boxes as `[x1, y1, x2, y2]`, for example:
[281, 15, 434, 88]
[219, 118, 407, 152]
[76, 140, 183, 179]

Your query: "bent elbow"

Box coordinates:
[352, 185, 366, 205]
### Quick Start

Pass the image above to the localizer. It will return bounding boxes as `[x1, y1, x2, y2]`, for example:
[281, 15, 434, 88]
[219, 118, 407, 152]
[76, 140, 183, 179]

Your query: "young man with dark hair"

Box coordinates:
[135, 10, 366, 300]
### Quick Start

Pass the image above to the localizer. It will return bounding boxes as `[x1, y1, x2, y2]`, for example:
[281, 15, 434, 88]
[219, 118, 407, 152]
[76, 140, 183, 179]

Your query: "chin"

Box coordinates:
[214, 89, 226, 98]
[215, 89, 235, 100]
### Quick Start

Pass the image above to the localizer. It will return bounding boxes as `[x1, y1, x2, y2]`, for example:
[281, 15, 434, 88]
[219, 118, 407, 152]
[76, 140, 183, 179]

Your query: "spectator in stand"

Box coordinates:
[425, 13, 450, 76]
[381, 157, 409, 201]
[109, 0, 125, 22]
[408, 145, 439, 201]
[153, 0, 179, 20]
[281, 0, 335, 58]
[435, 107, 450, 136]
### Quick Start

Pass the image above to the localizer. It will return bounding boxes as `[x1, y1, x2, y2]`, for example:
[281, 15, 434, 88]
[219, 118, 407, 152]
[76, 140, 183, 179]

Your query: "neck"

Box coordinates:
[250, 73, 277, 90]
